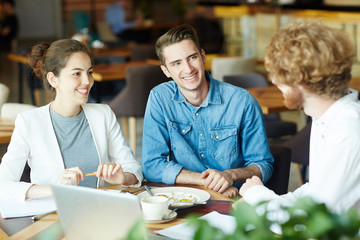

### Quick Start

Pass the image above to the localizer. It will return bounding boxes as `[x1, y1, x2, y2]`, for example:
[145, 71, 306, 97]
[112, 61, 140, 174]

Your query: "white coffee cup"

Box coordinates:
[140, 196, 169, 221]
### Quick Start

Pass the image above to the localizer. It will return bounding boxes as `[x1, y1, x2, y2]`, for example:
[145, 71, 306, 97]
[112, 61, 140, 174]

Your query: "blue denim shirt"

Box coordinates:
[142, 72, 273, 187]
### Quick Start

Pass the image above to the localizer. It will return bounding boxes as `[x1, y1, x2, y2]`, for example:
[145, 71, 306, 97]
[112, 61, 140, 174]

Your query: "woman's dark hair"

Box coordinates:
[27, 39, 91, 94]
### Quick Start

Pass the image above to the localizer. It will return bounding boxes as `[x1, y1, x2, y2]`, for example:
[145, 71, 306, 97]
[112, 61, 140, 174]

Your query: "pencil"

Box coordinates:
[32, 210, 57, 221]
[84, 172, 97, 177]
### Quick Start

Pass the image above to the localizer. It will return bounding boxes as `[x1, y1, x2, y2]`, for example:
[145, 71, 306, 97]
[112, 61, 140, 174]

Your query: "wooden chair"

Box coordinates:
[265, 145, 291, 195]
[130, 44, 157, 62]
[106, 64, 169, 156]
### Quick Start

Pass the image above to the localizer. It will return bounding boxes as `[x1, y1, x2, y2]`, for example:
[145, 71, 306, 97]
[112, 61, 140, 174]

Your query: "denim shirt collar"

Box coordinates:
[172, 71, 222, 107]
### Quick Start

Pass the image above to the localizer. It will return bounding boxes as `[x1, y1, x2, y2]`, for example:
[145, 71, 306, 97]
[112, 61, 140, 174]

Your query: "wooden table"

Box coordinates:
[0, 117, 14, 144]
[248, 77, 360, 115]
[0, 183, 233, 240]
[92, 60, 157, 82]
[91, 45, 130, 59]
[248, 85, 287, 114]
[350, 76, 360, 90]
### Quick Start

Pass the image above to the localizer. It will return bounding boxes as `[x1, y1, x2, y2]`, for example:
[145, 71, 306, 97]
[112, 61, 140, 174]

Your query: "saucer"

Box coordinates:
[144, 211, 177, 224]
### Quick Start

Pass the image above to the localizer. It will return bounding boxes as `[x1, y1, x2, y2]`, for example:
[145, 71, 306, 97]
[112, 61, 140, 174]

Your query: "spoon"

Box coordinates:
[144, 185, 154, 196]
[162, 208, 177, 220]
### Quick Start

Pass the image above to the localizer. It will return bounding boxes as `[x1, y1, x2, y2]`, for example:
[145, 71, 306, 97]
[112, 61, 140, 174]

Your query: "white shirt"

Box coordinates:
[243, 89, 360, 213]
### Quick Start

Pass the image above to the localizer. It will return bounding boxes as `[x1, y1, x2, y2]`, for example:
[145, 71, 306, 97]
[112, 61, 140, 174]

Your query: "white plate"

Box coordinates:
[137, 187, 211, 209]
[144, 211, 177, 224]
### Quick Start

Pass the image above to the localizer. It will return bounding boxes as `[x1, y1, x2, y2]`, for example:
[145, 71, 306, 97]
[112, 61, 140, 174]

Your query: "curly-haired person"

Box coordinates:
[240, 20, 360, 213]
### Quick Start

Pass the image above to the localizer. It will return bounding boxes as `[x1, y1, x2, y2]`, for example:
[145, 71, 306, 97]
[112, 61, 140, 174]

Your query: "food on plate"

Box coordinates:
[155, 192, 197, 205]
[157, 194, 168, 198]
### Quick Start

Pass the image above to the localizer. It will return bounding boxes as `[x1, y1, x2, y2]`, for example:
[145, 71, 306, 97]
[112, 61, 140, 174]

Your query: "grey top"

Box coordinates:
[50, 108, 99, 188]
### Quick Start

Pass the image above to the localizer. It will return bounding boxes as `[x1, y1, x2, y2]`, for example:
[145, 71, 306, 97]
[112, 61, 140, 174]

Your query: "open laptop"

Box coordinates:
[51, 184, 142, 240]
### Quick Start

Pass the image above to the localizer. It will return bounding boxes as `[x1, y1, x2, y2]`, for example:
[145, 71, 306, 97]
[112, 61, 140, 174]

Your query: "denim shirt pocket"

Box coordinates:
[210, 126, 238, 161]
[169, 120, 195, 154]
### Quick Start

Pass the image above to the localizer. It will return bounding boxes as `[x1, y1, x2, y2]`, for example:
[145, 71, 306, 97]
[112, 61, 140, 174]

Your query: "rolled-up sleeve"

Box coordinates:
[240, 94, 274, 183]
[142, 90, 184, 183]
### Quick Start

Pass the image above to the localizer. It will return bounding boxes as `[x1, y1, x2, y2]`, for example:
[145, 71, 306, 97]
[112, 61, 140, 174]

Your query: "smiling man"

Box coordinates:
[142, 24, 273, 198]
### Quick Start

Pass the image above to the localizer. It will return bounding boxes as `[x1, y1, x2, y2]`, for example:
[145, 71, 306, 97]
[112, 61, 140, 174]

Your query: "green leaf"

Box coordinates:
[125, 218, 149, 240]
[306, 211, 334, 237]
[172, 196, 360, 240]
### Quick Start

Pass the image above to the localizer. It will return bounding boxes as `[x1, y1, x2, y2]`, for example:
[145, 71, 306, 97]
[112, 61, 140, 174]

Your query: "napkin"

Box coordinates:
[154, 211, 236, 240]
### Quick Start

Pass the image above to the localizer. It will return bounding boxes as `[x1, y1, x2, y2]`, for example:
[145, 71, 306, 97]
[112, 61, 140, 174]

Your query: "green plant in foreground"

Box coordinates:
[187, 196, 360, 240]
[125, 196, 360, 240]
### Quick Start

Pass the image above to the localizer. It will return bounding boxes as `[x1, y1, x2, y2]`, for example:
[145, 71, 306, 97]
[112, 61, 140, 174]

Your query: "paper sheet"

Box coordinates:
[154, 211, 236, 240]
[0, 197, 57, 218]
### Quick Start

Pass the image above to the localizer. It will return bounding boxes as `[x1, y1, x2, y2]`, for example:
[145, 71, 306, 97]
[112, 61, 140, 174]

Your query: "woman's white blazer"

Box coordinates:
[0, 103, 143, 201]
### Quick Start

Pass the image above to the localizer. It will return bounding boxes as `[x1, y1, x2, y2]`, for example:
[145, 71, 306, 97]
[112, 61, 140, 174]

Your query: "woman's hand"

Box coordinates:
[56, 167, 84, 185]
[96, 163, 127, 185]
[239, 176, 263, 196]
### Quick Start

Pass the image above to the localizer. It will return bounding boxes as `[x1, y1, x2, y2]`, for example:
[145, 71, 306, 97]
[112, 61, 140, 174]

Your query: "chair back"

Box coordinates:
[0, 103, 36, 183]
[0, 103, 36, 120]
[265, 145, 291, 195]
[130, 45, 157, 62]
[96, 21, 118, 43]
[108, 64, 169, 117]
[211, 56, 256, 81]
[0, 83, 10, 109]
[223, 73, 269, 88]
[283, 121, 311, 166]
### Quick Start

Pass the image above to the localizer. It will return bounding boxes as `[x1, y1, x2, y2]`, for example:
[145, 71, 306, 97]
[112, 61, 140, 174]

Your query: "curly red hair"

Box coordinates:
[265, 20, 355, 98]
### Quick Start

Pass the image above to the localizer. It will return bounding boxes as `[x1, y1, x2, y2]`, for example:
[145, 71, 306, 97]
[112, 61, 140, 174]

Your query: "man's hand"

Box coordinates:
[200, 169, 233, 193]
[222, 186, 239, 198]
[239, 176, 263, 196]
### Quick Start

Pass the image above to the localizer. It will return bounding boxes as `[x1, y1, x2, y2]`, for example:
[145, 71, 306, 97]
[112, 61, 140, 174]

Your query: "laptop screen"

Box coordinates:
[51, 184, 142, 240]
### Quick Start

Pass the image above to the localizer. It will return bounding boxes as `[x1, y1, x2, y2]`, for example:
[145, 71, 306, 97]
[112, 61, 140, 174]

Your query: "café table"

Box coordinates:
[92, 60, 157, 82]
[91, 45, 130, 59]
[0, 183, 233, 240]
[247, 85, 287, 115]
[350, 76, 360, 90]
[248, 76, 360, 115]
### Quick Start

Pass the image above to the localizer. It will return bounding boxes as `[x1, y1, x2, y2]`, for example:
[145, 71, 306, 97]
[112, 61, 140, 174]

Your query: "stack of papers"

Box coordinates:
[155, 211, 236, 240]
[0, 197, 57, 218]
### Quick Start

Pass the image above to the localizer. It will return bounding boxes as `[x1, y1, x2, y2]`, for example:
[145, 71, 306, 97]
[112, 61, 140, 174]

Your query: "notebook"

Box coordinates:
[51, 184, 142, 240]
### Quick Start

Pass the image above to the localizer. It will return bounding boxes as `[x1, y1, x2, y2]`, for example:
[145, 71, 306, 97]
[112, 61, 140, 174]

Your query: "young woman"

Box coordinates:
[0, 39, 143, 201]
